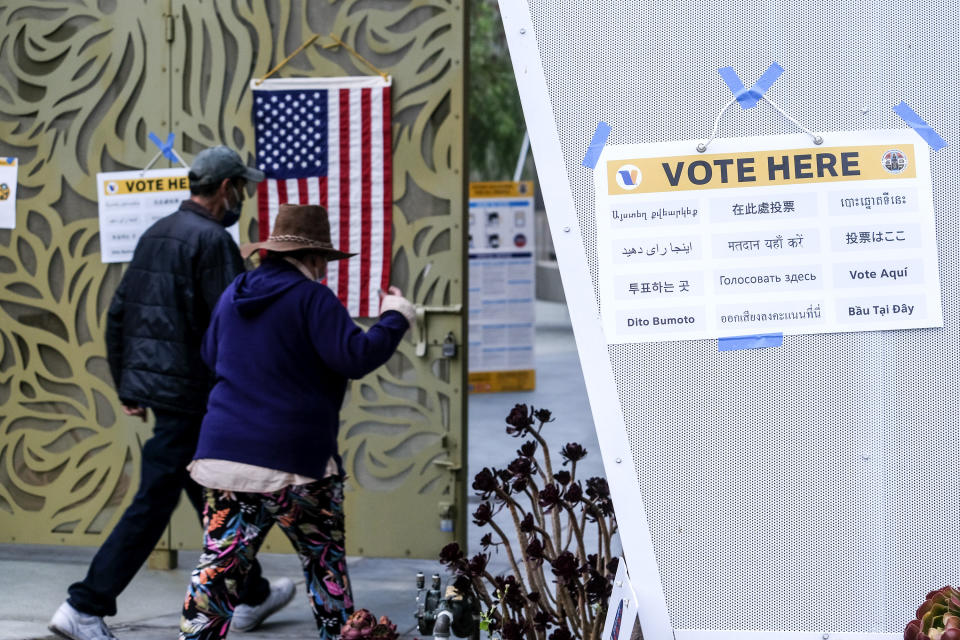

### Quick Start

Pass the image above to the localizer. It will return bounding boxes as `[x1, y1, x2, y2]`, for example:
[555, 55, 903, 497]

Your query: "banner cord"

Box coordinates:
[254, 33, 388, 86]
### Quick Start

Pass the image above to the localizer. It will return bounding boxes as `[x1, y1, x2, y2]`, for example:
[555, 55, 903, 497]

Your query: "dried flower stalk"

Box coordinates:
[439, 405, 619, 640]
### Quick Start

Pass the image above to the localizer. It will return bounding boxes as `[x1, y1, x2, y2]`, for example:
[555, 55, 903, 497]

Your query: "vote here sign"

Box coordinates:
[593, 129, 943, 344]
[97, 168, 239, 263]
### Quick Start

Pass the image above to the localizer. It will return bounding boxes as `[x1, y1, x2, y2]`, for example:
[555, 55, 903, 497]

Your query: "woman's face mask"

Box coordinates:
[310, 257, 328, 283]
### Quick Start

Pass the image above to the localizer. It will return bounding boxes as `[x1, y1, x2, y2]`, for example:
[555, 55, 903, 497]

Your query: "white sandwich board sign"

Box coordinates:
[500, 1, 957, 638]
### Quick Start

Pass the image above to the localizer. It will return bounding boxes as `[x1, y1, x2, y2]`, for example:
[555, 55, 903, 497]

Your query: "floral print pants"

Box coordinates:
[180, 476, 353, 639]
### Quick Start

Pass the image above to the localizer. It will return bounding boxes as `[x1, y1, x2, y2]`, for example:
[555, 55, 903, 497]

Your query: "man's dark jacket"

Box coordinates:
[105, 201, 244, 415]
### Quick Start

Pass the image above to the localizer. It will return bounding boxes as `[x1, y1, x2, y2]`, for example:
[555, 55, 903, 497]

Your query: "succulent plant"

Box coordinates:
[342, 609, 398, 640]
[441, 405, 618, 640]
[370, 615, 400, 640]
[905, 587, 960, 640]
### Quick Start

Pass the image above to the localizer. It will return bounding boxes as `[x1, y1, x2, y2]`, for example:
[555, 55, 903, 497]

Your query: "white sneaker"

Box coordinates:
[48, 602, 119, 640]
[231, 577, 296, 632]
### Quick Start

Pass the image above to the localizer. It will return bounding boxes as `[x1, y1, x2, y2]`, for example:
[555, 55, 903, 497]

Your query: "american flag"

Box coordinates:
[250, 76, 392, 317]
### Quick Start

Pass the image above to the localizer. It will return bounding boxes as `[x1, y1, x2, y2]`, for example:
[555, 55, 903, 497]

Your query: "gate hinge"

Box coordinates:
[164, 14, 175, 42]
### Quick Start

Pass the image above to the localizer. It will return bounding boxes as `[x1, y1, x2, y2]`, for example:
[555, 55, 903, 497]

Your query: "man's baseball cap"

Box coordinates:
[188, 146, 265, 186]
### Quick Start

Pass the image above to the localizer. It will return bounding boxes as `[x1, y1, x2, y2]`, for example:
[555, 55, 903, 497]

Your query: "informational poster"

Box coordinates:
[0, 157, 17, 229]
[468, 181, 536, 392]
[97, 168, 240, 263]
[594, 129, 942, 344]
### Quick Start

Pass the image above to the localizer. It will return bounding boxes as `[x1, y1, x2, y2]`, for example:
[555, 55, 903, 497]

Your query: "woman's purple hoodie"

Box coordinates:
[193, 258, 408, 478]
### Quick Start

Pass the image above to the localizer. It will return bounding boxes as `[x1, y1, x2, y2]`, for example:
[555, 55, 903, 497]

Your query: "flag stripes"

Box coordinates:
[252, 77, 392, 317]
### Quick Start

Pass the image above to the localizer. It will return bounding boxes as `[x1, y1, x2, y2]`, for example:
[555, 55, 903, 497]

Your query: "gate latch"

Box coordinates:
[414, 304, 462, 357]
[432, 458, 462, 472]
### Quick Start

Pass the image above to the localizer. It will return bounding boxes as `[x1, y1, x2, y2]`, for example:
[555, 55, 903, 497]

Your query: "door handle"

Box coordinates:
[432, 459, 462, 472]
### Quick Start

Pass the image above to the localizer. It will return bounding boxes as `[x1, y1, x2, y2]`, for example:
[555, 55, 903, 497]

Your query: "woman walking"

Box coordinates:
[179, 203, 415, 639]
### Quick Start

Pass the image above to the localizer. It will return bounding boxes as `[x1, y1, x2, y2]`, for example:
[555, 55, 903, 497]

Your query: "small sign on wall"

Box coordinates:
[0, 158, 18, 229]
[600, 558, 638, 640]
[96, 168, 239, 263]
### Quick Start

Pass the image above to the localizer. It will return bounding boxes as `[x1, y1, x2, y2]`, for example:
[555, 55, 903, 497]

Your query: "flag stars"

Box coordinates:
[255, 88, 335, 178]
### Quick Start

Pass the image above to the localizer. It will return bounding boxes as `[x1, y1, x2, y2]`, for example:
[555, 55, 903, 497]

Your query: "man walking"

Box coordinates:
[49, 147, 294, 640]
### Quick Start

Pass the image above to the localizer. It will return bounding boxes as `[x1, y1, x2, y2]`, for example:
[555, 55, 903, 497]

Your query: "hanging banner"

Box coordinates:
[0, 158, 17, 229]
[594, 129, 943, 344]
[96, 168, 239, 263]
[468, 181, 536, 392]
[250, 76, 393, 318]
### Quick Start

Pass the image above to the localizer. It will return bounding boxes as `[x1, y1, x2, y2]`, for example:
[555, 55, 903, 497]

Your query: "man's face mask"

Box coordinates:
[221, 183, 243, 227]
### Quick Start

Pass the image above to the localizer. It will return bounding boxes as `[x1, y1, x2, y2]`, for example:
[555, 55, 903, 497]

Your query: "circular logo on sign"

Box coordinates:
[615, 164, 642, 190]
[881, 149, 908, 174]
[106, 181, 119, 194]
[0, 184, 8, 201]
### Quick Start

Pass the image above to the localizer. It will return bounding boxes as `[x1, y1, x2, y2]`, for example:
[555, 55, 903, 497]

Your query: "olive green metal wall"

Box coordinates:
[0, 0, 467, 558]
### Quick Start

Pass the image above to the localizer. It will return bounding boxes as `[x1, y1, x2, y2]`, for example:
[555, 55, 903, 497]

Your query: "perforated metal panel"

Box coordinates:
[522, 1, 959, 634]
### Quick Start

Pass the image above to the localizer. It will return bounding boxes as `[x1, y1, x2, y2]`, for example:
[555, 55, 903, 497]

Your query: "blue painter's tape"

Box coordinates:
[148, 131, 179, 163]
[719, 62, 784, 109]
[582, 122, 611, 169]
[748, 62, 784, 105]
[718, 67, 749, 105]
[718, 333, 783, 352]
[893, 101, 947, 151]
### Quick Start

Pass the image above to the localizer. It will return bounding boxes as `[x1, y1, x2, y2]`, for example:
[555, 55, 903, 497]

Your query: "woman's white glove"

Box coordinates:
[378, 286, 416, 327]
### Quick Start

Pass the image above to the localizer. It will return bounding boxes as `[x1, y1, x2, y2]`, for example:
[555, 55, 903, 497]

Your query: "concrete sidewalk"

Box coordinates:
[0, 302, 604, 640]
[0, 545, 447, 640]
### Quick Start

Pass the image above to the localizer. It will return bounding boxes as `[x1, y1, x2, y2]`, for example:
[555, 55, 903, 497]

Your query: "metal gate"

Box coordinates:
[0, 0, 466, 559]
